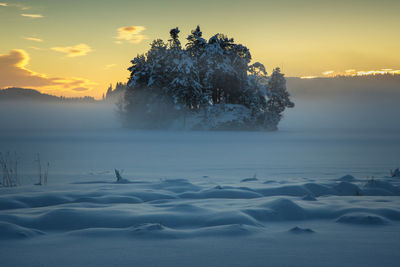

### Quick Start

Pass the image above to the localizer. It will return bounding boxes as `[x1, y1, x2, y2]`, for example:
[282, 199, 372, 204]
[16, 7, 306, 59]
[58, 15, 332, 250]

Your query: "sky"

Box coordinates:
[0, 0, 399, 99]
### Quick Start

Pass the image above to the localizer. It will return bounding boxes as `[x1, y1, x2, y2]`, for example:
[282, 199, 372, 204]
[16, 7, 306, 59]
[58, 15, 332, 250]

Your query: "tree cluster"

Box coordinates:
[122, 26, 294, 130]
[103, 82, 127, 103]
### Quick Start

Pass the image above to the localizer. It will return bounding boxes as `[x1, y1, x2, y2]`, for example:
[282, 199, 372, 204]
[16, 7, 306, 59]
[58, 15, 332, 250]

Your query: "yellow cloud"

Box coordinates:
[345, 69, 356, 73]
[21, 14, 43, 18]
[356, 70, 400, 76]
[0, 49, 95, 95]
[322, 70, 334, 76]
[51, 43, 92, 57]
[104, 63, 117, 70]
[115, 26, 147, 44]
[1, 2, 30, 9]
[24, 37, 43, 42]
[71, 87, 90, 92]
[28, 46, 42, 50]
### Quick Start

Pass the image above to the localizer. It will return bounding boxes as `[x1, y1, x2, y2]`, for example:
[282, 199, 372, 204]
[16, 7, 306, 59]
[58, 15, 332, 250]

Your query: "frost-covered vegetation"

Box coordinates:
[0, 152, 19, 187]
[120, 26, 294, 130]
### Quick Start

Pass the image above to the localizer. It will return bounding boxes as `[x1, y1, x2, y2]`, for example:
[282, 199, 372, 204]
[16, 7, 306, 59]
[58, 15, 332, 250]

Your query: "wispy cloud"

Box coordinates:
[115, 26, 147, 44]
[24, 37, 43, 42]
[1, 2, 30, 9]
[21, 14, 43, 18]
[51, 43, 92, 57]
[72, 87, 89, 92]
[322, 70, 334, 76]
[104, 64, 117, 70]
[329, 69, 400, 77]
[0, 49, 95, 94]
[28, 46, 42, 50]
[355, 69, 400, 76]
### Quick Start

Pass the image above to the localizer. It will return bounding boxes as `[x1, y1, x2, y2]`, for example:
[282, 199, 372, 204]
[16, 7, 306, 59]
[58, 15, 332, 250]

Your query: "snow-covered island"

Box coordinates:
[119, 26, 294, 130]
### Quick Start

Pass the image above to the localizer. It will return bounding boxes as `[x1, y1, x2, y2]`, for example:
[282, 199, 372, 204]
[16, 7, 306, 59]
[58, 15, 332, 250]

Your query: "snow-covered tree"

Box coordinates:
[186, 25, 207, 58]
[168, 27, 181, 50]
[122, 26, 294, 130]
[265, 67, 295, 129]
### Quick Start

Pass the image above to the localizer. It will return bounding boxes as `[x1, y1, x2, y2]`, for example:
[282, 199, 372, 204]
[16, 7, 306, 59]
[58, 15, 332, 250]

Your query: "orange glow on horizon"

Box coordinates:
[301, 69, 400, 79]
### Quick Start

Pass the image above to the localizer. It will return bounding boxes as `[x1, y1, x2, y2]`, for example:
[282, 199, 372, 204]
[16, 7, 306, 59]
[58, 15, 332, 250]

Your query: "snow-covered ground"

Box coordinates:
[0, 98, 400, 266]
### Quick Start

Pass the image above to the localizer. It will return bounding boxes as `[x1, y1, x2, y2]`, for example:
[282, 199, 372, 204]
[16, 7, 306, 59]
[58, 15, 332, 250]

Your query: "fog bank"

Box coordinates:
[0, 76, 399, 132]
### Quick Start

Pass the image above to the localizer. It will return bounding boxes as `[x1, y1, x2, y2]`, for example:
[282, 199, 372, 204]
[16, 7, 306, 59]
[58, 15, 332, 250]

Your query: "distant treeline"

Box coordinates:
[103, 82, 126, 103]
[0, 88, 96, 103]
[286, 74, 400, 98]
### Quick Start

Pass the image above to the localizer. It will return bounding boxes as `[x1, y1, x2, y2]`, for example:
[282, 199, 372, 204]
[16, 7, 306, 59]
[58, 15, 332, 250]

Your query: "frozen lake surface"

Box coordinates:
[1, 100, 400, 266]
[1, 120, 399, 184]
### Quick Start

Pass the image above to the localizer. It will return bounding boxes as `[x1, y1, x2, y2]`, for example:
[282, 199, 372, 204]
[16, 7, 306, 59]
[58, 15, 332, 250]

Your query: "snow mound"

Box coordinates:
[73, 195, 143, 204]
[241, 177, 258, 182]
[0, 221, 45, 239]
[302, 194, 317, 201]
[303, 183, 335, 197]
[68, 223, 257, 239]
[243, 199, 307, 221]
[256, 185, 311, 197]
[1, 177, 400, 241]
[336, 213, 389, 225]
[363, 179, 400, 195]
[0, 198, 28, 210]
[333, 182, 361, 196]
[179, 187, 262, 199]
[268, 198, 307, 220]
[289, 226, 315, 234]
[337, 175, 356, 182]
[150, 179, 201, 193]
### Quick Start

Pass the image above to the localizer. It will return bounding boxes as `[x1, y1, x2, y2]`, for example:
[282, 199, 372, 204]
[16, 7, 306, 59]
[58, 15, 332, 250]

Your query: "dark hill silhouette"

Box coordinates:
[0, 87, 96, 103]
[286, 74, 400, 98]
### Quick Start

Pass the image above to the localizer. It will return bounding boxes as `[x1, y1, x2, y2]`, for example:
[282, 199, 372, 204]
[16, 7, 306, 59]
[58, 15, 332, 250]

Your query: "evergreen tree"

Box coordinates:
[265, 67, 294, 129]
[168, 27, 181, 50]
[106, 84, 113, 98]
[186, 25, 207, 58]
[123, 26, 294, 130]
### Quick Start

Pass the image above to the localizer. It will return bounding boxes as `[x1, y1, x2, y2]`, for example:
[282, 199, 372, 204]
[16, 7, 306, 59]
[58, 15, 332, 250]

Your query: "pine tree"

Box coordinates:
[264, 67, 294, 129]
[124, 26, 294, 130]
[169, 27, 181, 50]
[106, 84, 113, 98]
[186, 25, 207, 58]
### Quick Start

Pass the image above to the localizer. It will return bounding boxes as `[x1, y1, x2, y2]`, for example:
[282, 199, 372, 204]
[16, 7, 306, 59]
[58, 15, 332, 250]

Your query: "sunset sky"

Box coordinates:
[1, 0, 399, 98]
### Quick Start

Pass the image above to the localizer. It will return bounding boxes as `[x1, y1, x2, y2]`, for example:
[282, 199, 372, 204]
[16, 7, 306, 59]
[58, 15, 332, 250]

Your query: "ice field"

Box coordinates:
[0, 92, 399, 266]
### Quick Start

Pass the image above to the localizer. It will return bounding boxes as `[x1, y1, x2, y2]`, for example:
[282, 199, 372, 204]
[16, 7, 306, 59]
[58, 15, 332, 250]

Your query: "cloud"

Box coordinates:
[28, 46, 42, 50]
[0, 49, 94, 94]
[72, 87, 89, 92]
[322, 70, 334, 76]
[115, 26, 147, 44]
[1, 2, 30, 9]
[24, 37, 43, 42]
[21, 14, 43, 18]
[104, 63, 116, 70]
[345, 69, 356, 73]
[51, 43, 92, 57]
